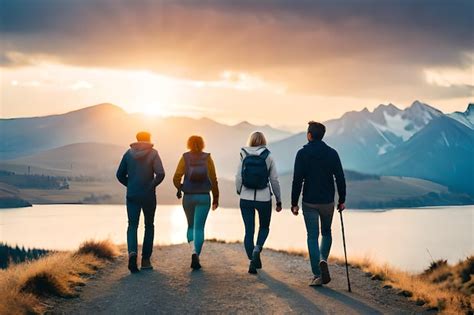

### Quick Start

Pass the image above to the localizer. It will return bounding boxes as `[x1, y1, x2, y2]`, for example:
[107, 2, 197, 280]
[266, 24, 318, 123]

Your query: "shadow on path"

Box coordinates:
[259, 271, 324, 314]
[313, 286, 383, 314]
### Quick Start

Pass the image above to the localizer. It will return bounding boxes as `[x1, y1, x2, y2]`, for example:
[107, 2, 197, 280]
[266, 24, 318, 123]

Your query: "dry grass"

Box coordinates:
[206, 238, 241, 245]
[333, 255, 473, 314]
[76, 239, 119, 260]
[0, 240, 119, 315]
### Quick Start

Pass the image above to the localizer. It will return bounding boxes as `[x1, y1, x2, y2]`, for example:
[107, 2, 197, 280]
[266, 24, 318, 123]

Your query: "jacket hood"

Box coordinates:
[303, 140, 330, 159]
[241, 146, 268, 156]
[129, 141, 154, 159]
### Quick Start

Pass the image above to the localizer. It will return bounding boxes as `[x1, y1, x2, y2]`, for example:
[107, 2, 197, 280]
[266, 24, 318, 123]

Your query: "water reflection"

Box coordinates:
[0, 204, 472, 272]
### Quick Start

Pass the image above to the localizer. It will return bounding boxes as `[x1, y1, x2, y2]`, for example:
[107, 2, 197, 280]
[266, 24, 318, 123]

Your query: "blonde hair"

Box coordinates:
[187, 135, 205, 152]
[247, 131, 267, 147]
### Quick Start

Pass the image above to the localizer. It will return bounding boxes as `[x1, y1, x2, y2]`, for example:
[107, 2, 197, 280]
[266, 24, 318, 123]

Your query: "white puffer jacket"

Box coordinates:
[235, 146, 282, 203]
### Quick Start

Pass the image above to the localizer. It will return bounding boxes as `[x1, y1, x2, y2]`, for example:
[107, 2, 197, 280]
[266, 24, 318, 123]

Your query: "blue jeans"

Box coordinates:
[183, 194, 211, 255]
[240, 199, 272, 260]
[302, 203, 335, 276]
[126, 195, 156, 258]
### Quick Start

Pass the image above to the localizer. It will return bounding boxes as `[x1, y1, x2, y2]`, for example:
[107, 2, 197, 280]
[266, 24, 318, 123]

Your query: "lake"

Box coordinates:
[0, 204, 472, 272]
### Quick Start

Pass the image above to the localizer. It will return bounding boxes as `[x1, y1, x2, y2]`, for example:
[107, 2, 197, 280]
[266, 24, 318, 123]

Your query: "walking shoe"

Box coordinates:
[191, 253, 201, 270]
[252, 250, 262, 269]
[128, 254, 139, 274]
[248, 260, 258, 274]
[319, 260, 331, 284]
[141, 257, 153, 270]
[309, 276, 323, 287]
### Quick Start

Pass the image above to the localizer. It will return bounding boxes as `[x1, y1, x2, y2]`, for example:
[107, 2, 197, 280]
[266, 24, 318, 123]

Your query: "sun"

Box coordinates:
[142, 103, 163, 116]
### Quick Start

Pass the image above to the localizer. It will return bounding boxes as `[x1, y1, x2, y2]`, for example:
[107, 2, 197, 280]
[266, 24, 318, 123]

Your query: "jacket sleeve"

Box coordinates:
[208, 155, 219, 204]
[291, 149, 305, 207]
[116, 153, 128, 187]
[235, 150, 244, 194]
[268, 155, 282, 204]
[333, 151, 346, 204]
[152, 151, 165, 187]
[173, 156, 185, 190]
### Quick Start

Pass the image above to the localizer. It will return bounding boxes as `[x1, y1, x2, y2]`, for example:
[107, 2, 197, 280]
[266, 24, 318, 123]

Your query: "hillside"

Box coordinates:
[0, 182, 31, 208]
[374, 116, 474, 195]
[0, 103, 292, 178]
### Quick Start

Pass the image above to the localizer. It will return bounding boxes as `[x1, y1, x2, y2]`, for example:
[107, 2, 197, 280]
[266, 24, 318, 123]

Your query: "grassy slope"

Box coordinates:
[0, 240, 118, 315]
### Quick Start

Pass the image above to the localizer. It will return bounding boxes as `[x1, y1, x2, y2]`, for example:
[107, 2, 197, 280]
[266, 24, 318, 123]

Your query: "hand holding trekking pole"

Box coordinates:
[337, 203, 345, 212]
[338, 203, 352, 292]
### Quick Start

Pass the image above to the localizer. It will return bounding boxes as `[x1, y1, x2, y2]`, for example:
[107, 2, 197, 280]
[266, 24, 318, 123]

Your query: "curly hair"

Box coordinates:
[187, 135, 205, 152]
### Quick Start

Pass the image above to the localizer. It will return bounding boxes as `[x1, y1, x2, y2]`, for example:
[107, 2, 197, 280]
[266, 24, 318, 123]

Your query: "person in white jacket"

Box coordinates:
[236, 131, 282, 274]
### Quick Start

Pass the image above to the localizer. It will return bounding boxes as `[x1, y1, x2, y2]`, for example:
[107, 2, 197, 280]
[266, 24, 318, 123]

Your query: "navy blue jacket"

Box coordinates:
[291, 140, 346, 206]
[116, 142, 165, 199]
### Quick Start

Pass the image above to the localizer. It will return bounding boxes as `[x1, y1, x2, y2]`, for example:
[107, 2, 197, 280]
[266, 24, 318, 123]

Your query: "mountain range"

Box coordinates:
[0, 101, 473, 208]
[0, 104, 291, 178]
[270, 101, 474, 195]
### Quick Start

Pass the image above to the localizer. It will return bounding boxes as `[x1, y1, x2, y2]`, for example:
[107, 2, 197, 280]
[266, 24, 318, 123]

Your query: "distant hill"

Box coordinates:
[7, 142, 127, 178]
[0, 103, 292, 178]
[0, 182, 31, 208]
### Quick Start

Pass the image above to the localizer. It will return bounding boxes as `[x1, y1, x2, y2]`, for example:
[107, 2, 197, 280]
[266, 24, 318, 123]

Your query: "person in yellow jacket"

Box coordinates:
[173, 135, 219, 270]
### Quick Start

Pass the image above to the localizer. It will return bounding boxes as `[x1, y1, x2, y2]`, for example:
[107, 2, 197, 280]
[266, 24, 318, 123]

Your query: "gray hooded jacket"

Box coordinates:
[116, 142, 165, 199]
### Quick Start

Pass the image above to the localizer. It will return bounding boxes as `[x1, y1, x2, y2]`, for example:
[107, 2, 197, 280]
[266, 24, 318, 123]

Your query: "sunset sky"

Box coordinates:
[1, 0, 473, 129]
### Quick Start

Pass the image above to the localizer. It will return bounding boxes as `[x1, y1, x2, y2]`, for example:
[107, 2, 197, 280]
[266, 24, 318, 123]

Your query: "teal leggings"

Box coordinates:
[183, 194, 211, 255]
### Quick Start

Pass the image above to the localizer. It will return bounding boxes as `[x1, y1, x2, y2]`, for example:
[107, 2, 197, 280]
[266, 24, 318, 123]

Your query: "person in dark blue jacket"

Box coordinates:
[291, 121, 346, 287]
[116, 131, 165, 273]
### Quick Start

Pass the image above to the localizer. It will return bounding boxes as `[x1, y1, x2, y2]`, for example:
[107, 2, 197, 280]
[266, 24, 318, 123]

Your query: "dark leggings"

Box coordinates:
[240, 199, 272, 260]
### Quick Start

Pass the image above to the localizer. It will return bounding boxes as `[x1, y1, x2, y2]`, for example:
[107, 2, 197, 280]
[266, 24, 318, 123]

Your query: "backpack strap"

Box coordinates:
[240, 148, 249, 161]
[260, 148, 270, 160]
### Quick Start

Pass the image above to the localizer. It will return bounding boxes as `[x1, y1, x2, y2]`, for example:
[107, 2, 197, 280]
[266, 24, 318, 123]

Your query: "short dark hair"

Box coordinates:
[307, 121, 326, 141]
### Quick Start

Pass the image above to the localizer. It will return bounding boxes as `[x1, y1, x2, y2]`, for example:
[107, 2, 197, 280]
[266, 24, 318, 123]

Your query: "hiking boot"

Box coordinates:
[191, 254, 201, 270]
[309, 276, 323, 287]
[128, 254, 139, 274]
[252, 250, 262, 269]
[141, 257, 153, 270]
[319, 260, 331, 284]
[248, 260, 258, 274]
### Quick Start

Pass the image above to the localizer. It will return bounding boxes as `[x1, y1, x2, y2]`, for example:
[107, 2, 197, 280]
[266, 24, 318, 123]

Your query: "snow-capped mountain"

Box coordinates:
[448, 103, 474, 129]
[269, 101, 474, 197]
[373, 115, 474, 195]
[325, 100, 443, 156]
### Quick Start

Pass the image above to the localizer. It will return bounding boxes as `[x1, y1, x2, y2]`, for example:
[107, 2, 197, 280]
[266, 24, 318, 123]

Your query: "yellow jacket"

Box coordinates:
[173, 153, 219, 204]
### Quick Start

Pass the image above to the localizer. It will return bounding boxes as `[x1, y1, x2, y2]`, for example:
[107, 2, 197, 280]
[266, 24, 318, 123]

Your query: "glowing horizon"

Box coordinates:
[1, 1, 472, 129]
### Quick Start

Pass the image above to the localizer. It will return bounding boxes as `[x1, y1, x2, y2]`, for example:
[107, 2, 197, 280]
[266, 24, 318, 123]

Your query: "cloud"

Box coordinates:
[1, 0, 473, 100]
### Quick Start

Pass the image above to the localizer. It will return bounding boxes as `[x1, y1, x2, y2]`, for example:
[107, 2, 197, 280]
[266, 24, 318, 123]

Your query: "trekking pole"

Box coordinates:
[339, 209, 352, 292]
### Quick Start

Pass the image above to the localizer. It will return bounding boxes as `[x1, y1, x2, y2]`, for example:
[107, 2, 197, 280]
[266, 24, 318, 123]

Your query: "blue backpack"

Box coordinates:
[241, 148, 270, 190]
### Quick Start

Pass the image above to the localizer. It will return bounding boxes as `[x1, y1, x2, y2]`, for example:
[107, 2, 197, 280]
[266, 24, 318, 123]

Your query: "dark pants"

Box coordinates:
[240, 199, 272, 260]
[126, 195, 157, 258]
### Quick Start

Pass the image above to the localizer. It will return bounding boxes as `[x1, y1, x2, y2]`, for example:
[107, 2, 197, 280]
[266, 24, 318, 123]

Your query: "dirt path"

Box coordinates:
[52, 242, 429, 314]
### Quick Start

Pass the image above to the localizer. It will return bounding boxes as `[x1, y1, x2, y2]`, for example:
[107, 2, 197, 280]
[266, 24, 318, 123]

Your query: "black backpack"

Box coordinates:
[241, 148, 270, 189]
